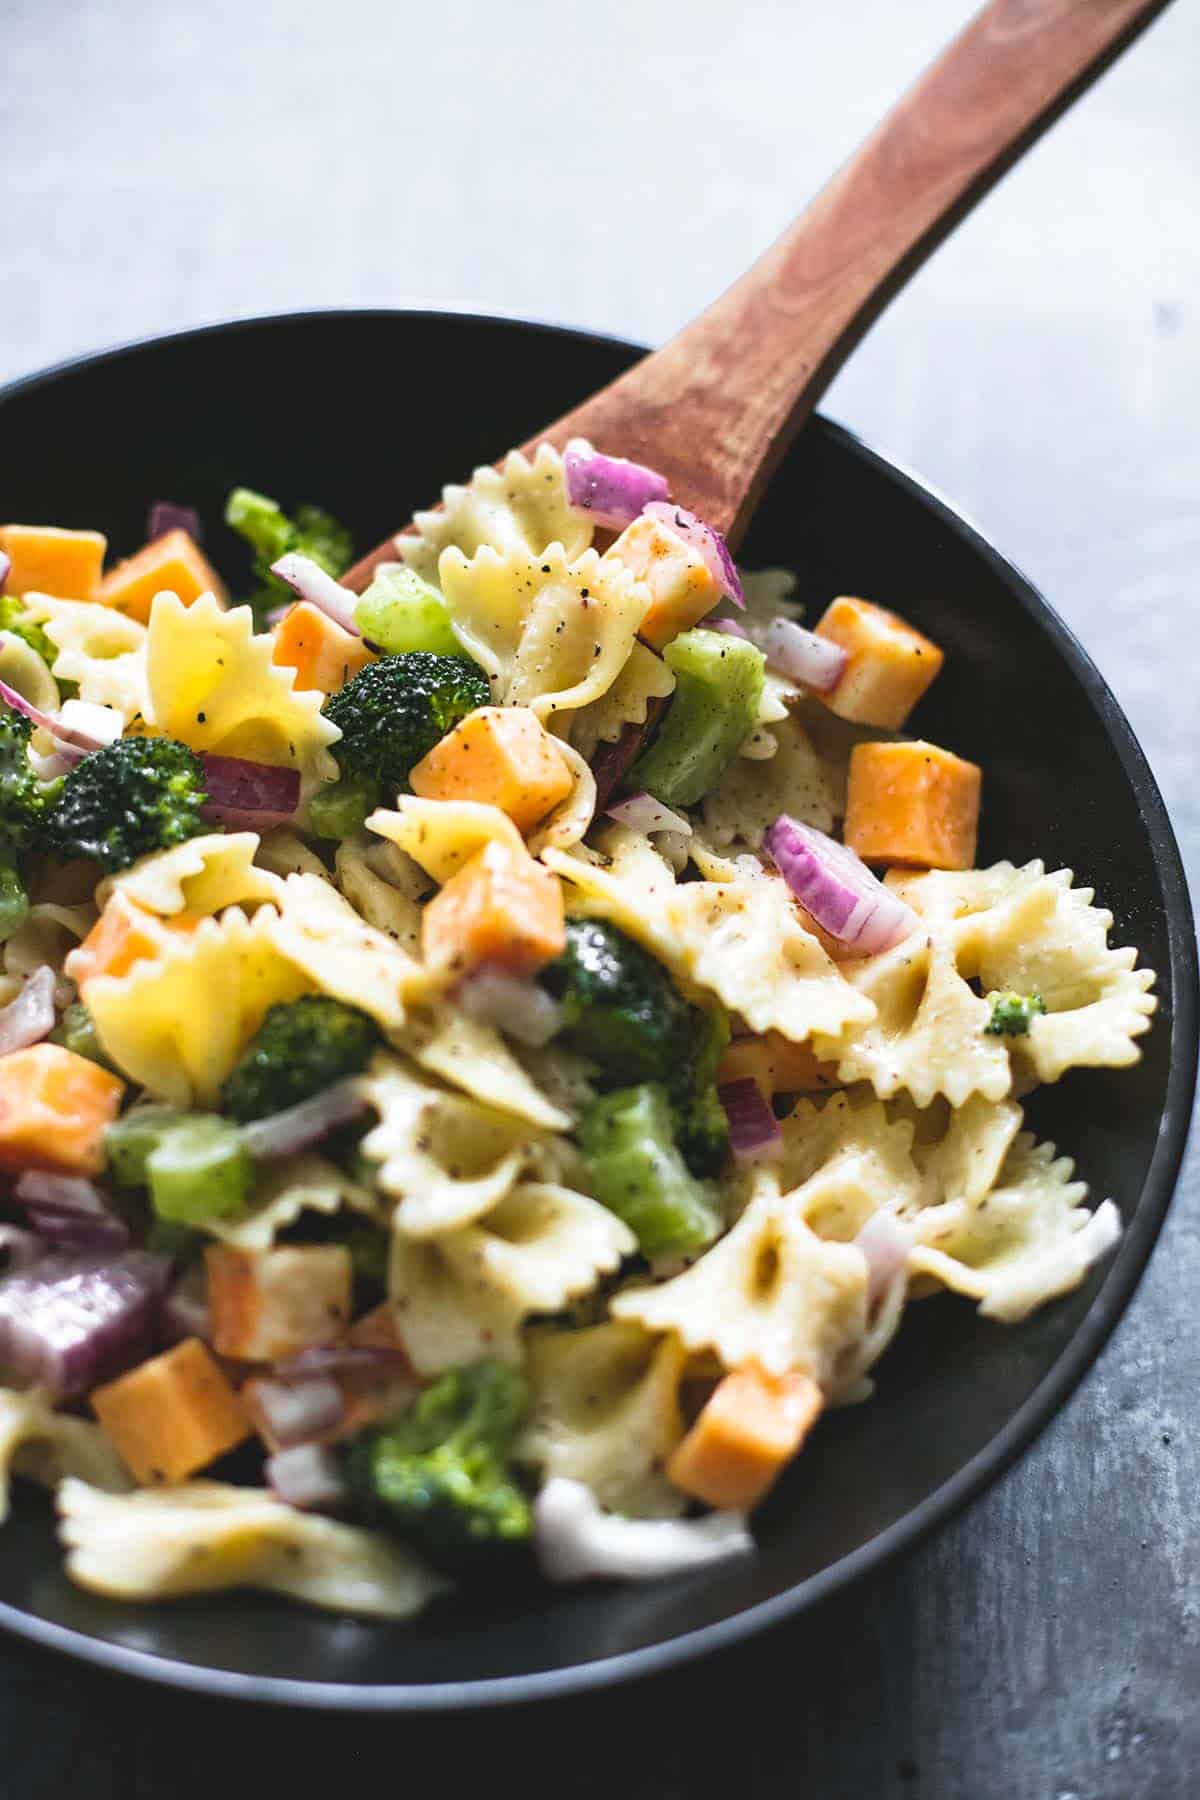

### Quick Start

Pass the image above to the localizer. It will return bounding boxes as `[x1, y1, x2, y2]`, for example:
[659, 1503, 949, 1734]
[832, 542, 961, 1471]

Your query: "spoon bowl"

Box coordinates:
[0, 307, 1192, 1709]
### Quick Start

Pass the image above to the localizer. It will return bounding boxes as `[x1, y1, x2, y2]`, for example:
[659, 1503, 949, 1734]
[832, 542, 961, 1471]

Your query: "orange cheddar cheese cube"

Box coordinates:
[606, 512, 723, 649]
[421, 836, 566, 977]
[0, 525, 106, 601]
[0, 1044, 124, 1177]
[718, 1032, 841, 1097]
[91, 1337, 250, 1486]
[409, 706, 573, 833]
[95, 528, 228, 624]
[206, 1245, 352, 1363]
[815, 596, 944, 729]
[667, 1363, 823, 1511]
[66, 892, 198, 993]
[271, 601, 375, 694]
[844, 739, 981, 870]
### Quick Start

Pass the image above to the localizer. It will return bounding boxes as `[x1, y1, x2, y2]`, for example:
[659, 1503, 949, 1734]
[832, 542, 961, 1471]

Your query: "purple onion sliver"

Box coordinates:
[455, 968, 563, 1047]
[759, 618, 846, 693]
[606, 791, 692, 840]
[0, 967, 57, 1057]
[763, 815, 919, 955]
[199, 753, 300, 829]
[0, 1251, 170, 1397]
[719, 1078, 782, 1162]
[855, 1210, 912, 1308]
[272, 1343, 412, 1384]
[25, 1209, 131, 1253]
[269, 553, 360, 636]
[251, 1373, 346, 1448]
[268, 1443, 350, 1512]
[0, 552, 9, 595]
[564, 444, 670, 531]
[705, 618, 751, 640]
[147, 502, 202, 545]
[238, 1080, 367, 1161]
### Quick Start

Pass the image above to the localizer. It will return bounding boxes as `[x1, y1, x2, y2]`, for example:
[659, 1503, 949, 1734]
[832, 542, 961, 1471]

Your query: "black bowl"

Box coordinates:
[0, 310, 1193, 1709]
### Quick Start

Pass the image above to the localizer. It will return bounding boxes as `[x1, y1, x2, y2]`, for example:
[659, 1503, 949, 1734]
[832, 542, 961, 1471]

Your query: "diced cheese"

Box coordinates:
[91, 1337, 250, 1485]
[95, 528, 228, 624]
[271, 601, 374, 694]
[844, 739, 981, 870]
[421, 837, 566, 977]
[606, 513, 723, 649]
[667, 1363, 823, 1511]
[0, 1045, 124, 1177]
[410, 706, 573, 833]
[815, 596, 943, 729]
[718, 1033, 841, 1096]
[0, 524, 107, 601]
[205, 1245, 352, 1362]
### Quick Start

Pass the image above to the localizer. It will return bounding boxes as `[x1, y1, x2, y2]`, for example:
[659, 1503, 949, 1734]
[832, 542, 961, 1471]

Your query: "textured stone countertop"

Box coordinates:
[1, 1, 1197, 1793]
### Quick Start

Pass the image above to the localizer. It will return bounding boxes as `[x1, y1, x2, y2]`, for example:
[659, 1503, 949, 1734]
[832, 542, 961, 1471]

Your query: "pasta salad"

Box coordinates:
[0, 445, 1155, 1618]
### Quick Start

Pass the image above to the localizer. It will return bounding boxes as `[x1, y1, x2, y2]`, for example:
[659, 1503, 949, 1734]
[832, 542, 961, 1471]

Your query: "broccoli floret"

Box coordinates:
[220, 994, 380, 1123]
[539, 918, 730, 1174]
[0, 710, 59, 856]
[46, 736, 206, 873]
[225, 487, 354, 627]
[321, 653, 490, 806]
[984, 990, 1047, 1036]
[578, 1083, 722, 1260]
[344, 1361, 532, 1572]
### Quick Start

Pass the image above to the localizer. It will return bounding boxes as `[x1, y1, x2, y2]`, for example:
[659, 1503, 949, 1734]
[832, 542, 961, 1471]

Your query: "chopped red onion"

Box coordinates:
[272, 1343, 412, 1384]
[534, 1477, 753, 1582]
[758, 619, 847, 694]
[706, 617, 751, 640]
[0, 1251, 170, 1397]
[763, 816, 920, 956]
[855, 1210, 913, 1308]
[0, 553, 10, 595]
[267, 1443, 350, 1512]
[238, 1079, 367, 1161]
[147, 501, 202, 544]
[16, 1171, 131, 1253]
[643, 502, 744, 608]
[606, 791, 693, 840]
[0, 967, 57, 1057]
[589, 700, 668, 812]
[456, 968, 564, 1047]
[269, 554, 359, 636]
[199, 753, 300, 830]
[161, 1265, 210, 1346]
[251, 1373, 346, 1448]
[0, 671, 96, 760]
[718, 1078, 782, 1162]
[564, 441, 670, 531]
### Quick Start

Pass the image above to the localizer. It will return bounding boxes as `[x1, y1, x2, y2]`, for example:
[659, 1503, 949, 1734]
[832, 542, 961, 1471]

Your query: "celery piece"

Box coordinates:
[106, 1104, 192, 1189]
[629, 628, 765, 808]
[49, 1001, 115, 1072]
[0, 861, 28, 945]
[577, 1082, 721, 1260]
[146, 1116, 255, 1224]
[306, 772, 377, 840]
[355, 567, 460, 657]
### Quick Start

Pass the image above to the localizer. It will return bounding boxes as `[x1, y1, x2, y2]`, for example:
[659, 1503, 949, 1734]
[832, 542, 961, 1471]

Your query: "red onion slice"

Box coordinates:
[269, 553, 360, 636]
[271, 1344, 413, 1384]
[251, 1373, 346, 1448]
[0, 1251, 170, 1397]
[763, 815, 920, 956]
[564, 441, 670, 530]
[199, 753, 300, 829]
[758, 619, 847, 694]
[718, 1078, 782, 1162]
[456, 968, 564, 1047]
[16, 1171, 131, 1253]
[643, 502, 744, 608]
[706, 617, 751, 641]
[855, 1210, 912, 1307]
[0, 672, 96, 760]
[0, 553, 10, 595]
[0, 967, 57, 1057]
[534, 1477, 753, 1582]
[238, 1079, 367, 1161]
[147, 501, 202, 544]
[606, 791, 693, 840]
[267, 1443, 350, 1512]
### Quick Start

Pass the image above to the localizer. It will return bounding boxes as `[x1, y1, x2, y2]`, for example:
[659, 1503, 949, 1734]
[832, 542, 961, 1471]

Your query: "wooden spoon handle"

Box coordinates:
[522, 0, 1167, 543]
[344, 0, 1166, 590]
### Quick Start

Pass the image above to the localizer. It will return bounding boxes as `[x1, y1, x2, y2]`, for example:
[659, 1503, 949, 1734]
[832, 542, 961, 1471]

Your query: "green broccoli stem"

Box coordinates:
[306, 773, 378, 840]
[354, 568, 460, 656]
[629, 627, 765, 808]
[578, 1082, 722, 1260]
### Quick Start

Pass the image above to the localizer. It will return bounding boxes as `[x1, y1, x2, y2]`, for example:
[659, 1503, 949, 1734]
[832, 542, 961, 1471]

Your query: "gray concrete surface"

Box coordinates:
[1, 0, 1197, 1793]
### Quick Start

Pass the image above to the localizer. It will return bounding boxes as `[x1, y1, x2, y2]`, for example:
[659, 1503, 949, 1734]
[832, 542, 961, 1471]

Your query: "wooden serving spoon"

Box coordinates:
[344, 0, 1168, 589]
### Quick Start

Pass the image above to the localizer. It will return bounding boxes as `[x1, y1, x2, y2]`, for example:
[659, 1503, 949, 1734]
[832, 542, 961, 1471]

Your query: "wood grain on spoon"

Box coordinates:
[344, 0, 1168, 591]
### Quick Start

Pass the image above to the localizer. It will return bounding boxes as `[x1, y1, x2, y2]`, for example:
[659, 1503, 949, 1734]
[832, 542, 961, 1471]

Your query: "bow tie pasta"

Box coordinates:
[0, 458, 1152, 1622]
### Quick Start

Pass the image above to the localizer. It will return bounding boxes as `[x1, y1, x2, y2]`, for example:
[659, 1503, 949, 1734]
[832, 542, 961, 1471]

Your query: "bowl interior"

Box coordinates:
[0, 310, 1192, 1706]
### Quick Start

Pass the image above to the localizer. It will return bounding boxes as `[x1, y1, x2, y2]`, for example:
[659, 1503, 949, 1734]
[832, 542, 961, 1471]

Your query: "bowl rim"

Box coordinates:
[0, 305, 1194, 1712]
